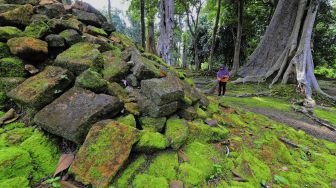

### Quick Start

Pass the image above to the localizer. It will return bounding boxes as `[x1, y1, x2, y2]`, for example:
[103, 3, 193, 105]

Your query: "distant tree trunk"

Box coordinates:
[107, 0, 112, 22]
[234, 0, 335, 103]
[231, 0, 243, 76]
[209, 0, 221, 72]
[182, 40, 188, 68]
[140, 0, 146, 49]
[146, 17, 156, 54]
[157, 0, 174, 65]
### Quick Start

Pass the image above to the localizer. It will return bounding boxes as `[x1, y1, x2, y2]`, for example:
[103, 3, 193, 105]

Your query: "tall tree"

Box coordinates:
[146, 0, 158, 54]
[107, 0, 112, 22]
[157, 0, 175, 65]
[140, 0, 146, 49]
[209, 0, 222, 72]
[231, 0, 244, 76]
[181, 0, 204, 70]
[234, 0, 335, 103]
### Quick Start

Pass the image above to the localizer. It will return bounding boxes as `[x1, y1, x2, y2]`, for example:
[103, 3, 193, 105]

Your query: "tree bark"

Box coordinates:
[234, 0, 335, 102]
[146, 17, 156, 54]
[157, 0, 174, 65]
[140, 0, 146, 49]
[209, 0, 222, 72]
[231, 0, 243, 76]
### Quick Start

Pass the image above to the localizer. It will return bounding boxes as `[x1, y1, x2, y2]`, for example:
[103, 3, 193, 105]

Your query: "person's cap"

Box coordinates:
[220, 64, 225, 68]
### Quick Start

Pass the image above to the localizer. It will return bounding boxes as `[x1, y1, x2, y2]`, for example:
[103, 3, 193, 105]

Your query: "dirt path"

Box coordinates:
[246, 107, 336, 143]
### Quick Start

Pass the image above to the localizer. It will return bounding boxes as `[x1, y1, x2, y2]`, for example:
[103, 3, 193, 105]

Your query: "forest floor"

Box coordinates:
[190, 72, 336, 143]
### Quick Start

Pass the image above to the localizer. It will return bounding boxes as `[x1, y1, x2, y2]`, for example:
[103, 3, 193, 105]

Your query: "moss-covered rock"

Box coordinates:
[187, 120, 229, 143]
[124, 102, 140, 116]
[59, 29, 82, 46]
[131, 55, 162, 80]
[4, 0, 39, 5]
[196, 107, 208, 119]
[146, 151, 179, 181]
[165, 118, 188, 150]
[178, 106, 197, 121]
[70, 120, 140, 187]
[113, 155, 147, 187]
[140, 117, 166, 132]
[0, 26, 22, 41]
[110, 32, 136, 49]
[132, 174, 169, 188]
[7, 37, 48, 61]
[102, 56, 130, 82]
[85, 25, 108, 37]
[0, 4, 33, 27]
[47, 17, 83, 33]
[0, 57, 26, 77]
[0, 77, 25, 92]
[75, 69, 108, 93]
[55, 42, 102, 75]
[0, 177, 29, 188]
[134, 131, 169, 153]
[107, 82, 128, 101]
[0, 42, 11, 59]
[7, 66, 74, 109]
[116, 114, 137, 128]
[22, 20, 50, 38]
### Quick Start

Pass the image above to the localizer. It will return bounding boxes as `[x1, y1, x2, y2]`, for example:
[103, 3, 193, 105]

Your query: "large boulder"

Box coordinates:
[85, 25, 108, 37]
[72, 9, 105, 27]
[140, 77, 184, 106]
[34, 87, 123, 144]
[82, 33, 115, 52]
[0, 26, 22, 42]
[134, 131, 169, 153]
[137, 94, 180, 118]
[0, 4, 21, 14]
[165, 118, 189, 150]
[102, 56, 130, 82]
[59, 29, 82, 46]
[45, 34, 65, 47]
[0, 4, 34, 27]
[75, 69, 108, 93]
[7, 66, 74, 109]
[140, 117, 166, 132]
[3, 0, 39, 5]
[54, 42, 102, 75]
[131, 54, 161, 80]
[7, 37, 48, 61]
[34, 3, 66, 18]
[70, 120, 139, 187]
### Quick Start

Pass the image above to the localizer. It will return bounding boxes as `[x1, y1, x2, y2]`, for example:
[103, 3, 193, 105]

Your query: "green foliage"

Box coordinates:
[22, 21, 50, 38]
[0, 57, 26, 77]
[134, 131, 169, 152]
[315, 64, 336, 79]
[146, 151, 179, 181]
[133, 174, 169, 188]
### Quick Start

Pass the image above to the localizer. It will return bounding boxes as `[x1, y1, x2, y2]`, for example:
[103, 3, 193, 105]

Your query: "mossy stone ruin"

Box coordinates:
[0, 1, 229, 187]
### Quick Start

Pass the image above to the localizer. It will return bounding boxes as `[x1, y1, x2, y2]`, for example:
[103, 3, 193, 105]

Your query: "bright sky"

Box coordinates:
[82, 0, 130, 12]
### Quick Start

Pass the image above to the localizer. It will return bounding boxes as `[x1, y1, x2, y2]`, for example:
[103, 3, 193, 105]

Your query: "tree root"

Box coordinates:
[233, 92, 271, 98]
[292, 105, 336, 131]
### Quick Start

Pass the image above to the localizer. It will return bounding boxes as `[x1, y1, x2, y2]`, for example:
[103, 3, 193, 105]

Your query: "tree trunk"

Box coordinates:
[194, 35, 201, 70]
[231, 0, 243, 76]
[234, 0, 335, 102]
[140, 0, 146, 49]
[146, 17, 156, 54]
[157, 0, 174, 65]
[209, 0, 222, 72]
[182, 40, 188, 68]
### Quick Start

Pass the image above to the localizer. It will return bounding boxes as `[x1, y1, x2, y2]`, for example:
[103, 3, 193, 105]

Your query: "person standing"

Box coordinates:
[217, 64, 229, 96]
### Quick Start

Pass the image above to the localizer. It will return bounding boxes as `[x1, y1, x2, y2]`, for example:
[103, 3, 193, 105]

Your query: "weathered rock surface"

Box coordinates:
[140, 117, 166, 132]
[103, 56, 130, 82]
[7, 37, 48, 61]
[165, 118, 188, 150]
[72, 9, 105, 27]
[0, 4, 34, 27]
[54, 42, 102, 74]
[59, 29, 82, 46]
[70, 120, 139, 187]
[0, 4, 21, 14]
[85, 25, 108, 37]
[7, 66, 73, 109]
[140, 77, 184, 106]
[22, 20, 50, 38]
[131, 54, 161, 80]
[45, 34, 65, 47]
[0, 57, 26, 77]
[75, 69, 108, 93]
[4, 0, 39, 5]
[34, 87, 122, 144]
[34, 2, 65, 18]
[47, 17, 83, 33]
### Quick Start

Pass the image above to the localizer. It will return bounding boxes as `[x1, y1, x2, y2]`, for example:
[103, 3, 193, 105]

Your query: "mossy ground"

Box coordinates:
[0, 115, 60, 187]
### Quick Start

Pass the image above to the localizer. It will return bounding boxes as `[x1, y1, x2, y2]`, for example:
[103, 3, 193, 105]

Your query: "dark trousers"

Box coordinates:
[218, 81, 227, 96]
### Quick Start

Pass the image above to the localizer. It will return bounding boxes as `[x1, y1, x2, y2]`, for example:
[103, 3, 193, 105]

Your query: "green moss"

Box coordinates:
[134, 131, 169, 152]
[208, 101, 219, 114]
[140, 117, 166, 132]
[102, 56, 130, 81]
[147, 151, 179, 181]
[0, 57, 26, 77]
[182, 95, 193, 106]
[107, 82, 128, 101]
[111, 32, 136, 48]
[20, 130, 60, 184]
[0, 91, 7, 109]
[0, 147, 33, 181]
[187, 120, 229, 143]
[114, 155, 147, 187]
[132, 174, 169, 188]
[314, 107, 336, 126]
[0, 42, 11, 59]
[196, 107, 208, 119]
[185, 78, 195, 87]
[165, 118, 188, 150]
[75, 69, 108, 92]
[0, 26, 22, 41]
[87, 25, 108, 37]
[22, 21, 50, 38]
[0, 77, 25, 92]
[233, 150, 272, 186]
[0, 126, 33, 148]
[0, 4, 33, 26]
[117, 114, 137, 128]
[178, 163, 204, 186]
[0, 176, 29, 188]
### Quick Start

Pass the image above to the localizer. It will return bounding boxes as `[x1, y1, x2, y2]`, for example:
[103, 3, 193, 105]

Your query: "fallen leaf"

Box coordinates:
[53, 154, 75, 177]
